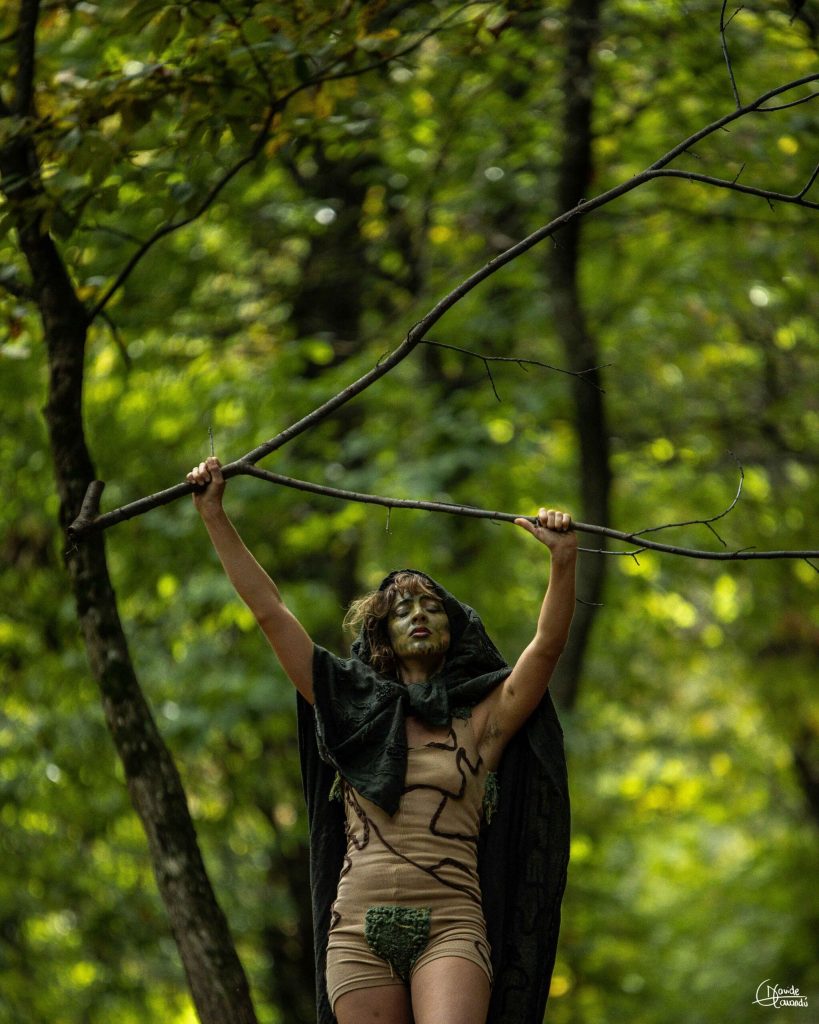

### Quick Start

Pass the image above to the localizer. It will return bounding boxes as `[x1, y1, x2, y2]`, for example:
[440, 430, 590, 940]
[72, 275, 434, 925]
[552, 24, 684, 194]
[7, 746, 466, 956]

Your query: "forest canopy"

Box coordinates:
[1, 1, 818, 1023]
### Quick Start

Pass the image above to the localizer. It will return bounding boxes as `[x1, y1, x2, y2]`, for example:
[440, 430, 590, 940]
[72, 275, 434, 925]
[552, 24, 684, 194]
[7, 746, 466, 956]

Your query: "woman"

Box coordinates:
[188, 456, 577, 1024]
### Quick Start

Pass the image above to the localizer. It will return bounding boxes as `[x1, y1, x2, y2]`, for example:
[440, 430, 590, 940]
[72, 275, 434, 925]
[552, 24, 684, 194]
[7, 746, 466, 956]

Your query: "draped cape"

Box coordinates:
[297, 570, 570, 1024]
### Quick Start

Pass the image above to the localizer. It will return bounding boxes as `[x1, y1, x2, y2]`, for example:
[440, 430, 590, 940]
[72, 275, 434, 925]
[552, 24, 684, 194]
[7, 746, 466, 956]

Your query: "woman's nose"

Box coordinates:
[411, 604, 427, 621]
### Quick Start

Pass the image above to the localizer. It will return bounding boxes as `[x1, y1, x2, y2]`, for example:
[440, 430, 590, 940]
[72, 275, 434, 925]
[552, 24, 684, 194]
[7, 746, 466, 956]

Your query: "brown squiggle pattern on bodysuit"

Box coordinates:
[406, 730, 484, 845]
[339, 725, 486, 905]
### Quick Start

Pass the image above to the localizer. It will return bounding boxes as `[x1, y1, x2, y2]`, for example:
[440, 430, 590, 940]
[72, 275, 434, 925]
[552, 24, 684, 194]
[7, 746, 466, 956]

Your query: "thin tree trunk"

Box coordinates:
[547, 0, 609, 710]
[0, 91, 259, 1024]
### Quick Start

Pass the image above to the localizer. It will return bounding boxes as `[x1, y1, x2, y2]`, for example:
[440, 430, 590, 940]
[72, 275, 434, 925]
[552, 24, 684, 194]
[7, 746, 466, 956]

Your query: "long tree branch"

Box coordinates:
[67, 465, 819, 563]
[69, 71, 819, 539]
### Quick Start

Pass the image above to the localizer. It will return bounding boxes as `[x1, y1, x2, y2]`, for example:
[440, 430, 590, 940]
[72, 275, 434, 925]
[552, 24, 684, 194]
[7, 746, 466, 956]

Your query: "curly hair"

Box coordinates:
[343, 571, 444, 676]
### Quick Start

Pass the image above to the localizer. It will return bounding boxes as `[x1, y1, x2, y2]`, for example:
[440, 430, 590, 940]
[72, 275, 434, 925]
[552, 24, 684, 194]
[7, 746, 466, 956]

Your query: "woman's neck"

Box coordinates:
[398, 655, 444, 685]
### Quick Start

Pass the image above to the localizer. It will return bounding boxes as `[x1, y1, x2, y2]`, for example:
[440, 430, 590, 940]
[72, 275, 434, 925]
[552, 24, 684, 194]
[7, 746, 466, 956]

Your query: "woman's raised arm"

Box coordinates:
[474, 508, 577, 764]
[187, 456, 314, 703]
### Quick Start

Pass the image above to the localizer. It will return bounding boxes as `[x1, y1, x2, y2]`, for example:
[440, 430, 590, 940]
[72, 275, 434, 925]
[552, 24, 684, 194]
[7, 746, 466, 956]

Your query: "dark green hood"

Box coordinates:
[351, 567, 509, 681]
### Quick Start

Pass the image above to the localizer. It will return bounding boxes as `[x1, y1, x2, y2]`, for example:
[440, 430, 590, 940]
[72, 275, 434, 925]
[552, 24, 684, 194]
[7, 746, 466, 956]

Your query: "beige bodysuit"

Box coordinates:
[325, 713, 494, 1009]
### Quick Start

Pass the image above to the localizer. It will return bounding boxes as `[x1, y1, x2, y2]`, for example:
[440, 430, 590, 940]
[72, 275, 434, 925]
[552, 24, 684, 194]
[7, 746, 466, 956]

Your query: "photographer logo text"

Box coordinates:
[753, 980, 809, 1009]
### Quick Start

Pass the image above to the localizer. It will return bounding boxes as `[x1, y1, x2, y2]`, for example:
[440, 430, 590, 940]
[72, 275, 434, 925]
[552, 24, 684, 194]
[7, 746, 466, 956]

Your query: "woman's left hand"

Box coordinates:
[514, 508, 577, 555]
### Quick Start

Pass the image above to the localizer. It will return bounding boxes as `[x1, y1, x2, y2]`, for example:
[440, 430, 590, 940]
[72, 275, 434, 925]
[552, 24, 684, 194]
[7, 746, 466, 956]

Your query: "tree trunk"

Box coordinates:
[547, 0, 610, 710]
[0, 122, 259, 1024]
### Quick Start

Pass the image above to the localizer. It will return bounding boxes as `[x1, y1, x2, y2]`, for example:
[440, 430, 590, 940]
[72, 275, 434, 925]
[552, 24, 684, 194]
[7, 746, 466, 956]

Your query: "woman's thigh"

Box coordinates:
[334, 983, 413, 1024]
[410, 956, 491, 1024]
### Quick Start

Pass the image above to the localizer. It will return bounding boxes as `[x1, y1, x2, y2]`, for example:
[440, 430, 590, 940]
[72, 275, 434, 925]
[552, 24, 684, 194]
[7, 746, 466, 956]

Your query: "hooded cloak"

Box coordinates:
[297, 570, 570, 1024]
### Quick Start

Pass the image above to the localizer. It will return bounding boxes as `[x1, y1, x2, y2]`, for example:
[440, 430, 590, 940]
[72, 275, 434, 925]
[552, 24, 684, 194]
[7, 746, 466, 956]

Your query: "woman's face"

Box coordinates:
[387, 590, 450, 662]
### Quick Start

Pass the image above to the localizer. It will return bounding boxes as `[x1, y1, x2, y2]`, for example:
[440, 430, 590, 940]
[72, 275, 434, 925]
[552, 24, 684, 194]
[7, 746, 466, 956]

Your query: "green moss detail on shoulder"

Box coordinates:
[451, 705, 472, 720]
[328, 771, 344, 803]
[483, 771, 499, 824]
[364, 905, 431, 982]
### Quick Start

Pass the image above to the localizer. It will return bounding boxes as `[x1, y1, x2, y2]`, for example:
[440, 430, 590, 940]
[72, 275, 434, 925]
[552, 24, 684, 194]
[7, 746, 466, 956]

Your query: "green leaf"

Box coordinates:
[149, 6, 182, 56]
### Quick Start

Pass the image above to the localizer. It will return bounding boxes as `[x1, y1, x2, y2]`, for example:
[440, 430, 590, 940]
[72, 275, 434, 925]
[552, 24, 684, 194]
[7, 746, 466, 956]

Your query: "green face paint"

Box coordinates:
[387, 591, 451, 663]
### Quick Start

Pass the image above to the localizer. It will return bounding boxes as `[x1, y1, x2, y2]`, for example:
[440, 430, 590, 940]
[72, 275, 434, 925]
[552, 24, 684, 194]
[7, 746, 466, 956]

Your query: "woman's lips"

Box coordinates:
[410, 628, 431, 638]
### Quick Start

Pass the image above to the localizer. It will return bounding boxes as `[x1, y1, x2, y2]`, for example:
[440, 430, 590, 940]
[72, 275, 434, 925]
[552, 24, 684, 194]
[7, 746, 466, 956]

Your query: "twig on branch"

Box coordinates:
[68, 463, 819, 564]
[631, 457, 743, 547]
[420, 339, 608, 399]
[720, 0, 743, 108]
[645, 168, 819, 209]
[98, 310, 132, 370]
[75, 479, 106, 526]
[759, 92, 819, 113]
[485, 360, 500, 401]
[81, 222, 146, 246]
[797, 161, 819, 200]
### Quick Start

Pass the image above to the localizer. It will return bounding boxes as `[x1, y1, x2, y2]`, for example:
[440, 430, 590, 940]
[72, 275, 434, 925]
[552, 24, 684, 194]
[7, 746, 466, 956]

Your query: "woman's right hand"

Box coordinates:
[187, 456, 225, 516]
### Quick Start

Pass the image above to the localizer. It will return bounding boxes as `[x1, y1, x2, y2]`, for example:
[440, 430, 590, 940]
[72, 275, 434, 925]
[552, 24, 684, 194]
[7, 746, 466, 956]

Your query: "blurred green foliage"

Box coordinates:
[1, 1, 818, 1022]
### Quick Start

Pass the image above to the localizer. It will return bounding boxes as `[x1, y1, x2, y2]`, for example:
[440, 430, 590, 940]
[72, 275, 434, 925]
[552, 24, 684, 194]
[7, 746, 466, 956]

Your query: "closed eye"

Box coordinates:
[391, 598, 444, 617]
